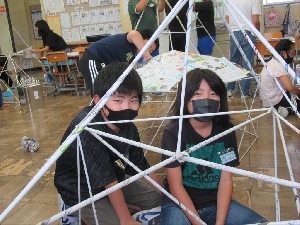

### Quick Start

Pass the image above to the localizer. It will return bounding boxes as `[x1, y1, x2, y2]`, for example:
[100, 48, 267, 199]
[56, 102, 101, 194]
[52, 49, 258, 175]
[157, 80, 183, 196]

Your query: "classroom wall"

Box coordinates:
[0, 0, 14, 55]
[7, 0, 42, 53]
[263, 3, 300, 33]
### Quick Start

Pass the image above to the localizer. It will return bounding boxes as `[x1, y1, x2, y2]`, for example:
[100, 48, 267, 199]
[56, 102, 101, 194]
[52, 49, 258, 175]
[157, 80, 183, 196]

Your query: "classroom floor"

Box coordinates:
[0, 70, 299, 224]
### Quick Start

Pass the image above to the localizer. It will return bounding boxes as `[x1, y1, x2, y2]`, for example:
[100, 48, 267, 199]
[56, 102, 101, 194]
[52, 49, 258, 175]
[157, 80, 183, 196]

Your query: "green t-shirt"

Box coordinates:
[128, 0, 158, 32]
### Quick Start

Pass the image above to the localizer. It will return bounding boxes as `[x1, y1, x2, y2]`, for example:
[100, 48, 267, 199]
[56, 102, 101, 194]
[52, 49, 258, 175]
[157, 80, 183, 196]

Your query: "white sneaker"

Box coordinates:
[241, 94, 251, 100]
[277, 106, 289, 118]
[132, 206, 161, 225]
[227, 90, 233, 97]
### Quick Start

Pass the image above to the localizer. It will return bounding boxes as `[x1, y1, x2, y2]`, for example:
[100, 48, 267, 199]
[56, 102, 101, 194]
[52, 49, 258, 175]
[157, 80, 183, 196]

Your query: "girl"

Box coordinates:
[160, 68, 267, 225]
[30, 20, 68, 87]
[260, 39, 300, 118]
[30, 20, 67, 56]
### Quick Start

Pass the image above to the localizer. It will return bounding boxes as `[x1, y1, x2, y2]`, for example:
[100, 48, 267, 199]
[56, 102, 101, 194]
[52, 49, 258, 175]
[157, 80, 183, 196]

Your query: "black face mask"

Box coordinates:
[191, 98, 219, 122]
[104, 105, 138, 129]
[284, 53, 293, 64]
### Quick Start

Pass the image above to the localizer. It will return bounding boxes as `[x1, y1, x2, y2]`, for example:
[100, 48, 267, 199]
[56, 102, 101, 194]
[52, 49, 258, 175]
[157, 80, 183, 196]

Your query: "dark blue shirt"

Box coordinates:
[87, 33, 136, 65]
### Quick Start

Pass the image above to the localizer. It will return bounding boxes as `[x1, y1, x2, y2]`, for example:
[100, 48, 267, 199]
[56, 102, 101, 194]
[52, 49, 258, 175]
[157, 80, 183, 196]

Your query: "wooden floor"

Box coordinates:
[0, 71, 299, 224]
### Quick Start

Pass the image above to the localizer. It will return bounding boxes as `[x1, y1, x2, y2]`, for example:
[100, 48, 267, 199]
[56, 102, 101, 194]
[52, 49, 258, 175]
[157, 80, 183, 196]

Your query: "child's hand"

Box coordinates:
[0, 86, 4, 91]
[142, 50, 152, 62]
[29, 48, 35, 53]
[142, 54, 152, 62]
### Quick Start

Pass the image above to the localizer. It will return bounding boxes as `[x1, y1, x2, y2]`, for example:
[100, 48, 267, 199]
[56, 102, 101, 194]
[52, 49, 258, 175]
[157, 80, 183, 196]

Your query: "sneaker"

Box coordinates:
[132, 206, 161, 225]
[151, 92, 166, 96]
[227, 90, 233, 97]
[241, 94, 251, 99]
[277, 106, 289, 119]
[142, 94, 152, 101]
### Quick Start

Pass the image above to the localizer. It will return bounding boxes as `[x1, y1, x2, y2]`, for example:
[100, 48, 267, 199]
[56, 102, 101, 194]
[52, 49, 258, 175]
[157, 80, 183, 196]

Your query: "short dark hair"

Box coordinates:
[171, 68, 232, 128]
[275, 39, 294, 55]
[93, 62, 143, 104]
[139, 29, 160, 51]
[35, 20, 51, 36]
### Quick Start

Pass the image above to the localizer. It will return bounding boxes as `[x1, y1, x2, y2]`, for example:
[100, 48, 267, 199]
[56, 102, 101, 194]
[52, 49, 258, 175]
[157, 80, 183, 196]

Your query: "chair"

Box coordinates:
[46, 51, 80, 95]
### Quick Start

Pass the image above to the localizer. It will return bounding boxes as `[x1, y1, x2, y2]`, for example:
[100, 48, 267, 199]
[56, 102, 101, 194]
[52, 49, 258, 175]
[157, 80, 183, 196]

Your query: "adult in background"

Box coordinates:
[128, 0, 165, 57]
[79, 29, 159, 97]
[226, 0, 260, 99]
[260, 39, 300, 119]
[165, 0, 188, 52]
[128, 0, 165, 33]
[193, 0, 216, 55]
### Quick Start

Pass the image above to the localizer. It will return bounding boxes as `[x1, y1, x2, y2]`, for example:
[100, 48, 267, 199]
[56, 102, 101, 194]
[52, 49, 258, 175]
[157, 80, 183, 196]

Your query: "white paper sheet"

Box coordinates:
[80, 11, 90, 25]
[60, 12, 71, 29]
[71, 11, 81, 26]
[71, 28, 81, 41]
[62, 29, 72, 42]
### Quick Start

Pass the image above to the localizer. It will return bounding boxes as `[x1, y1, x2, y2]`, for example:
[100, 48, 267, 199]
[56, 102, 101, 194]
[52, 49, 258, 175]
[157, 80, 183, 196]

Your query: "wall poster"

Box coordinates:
[30, 5, 43, 39]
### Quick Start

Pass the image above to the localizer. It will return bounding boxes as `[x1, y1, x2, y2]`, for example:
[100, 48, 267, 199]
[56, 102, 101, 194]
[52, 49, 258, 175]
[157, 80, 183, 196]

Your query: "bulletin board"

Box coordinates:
[42, 0, 122, 44]
[30, 5, 43, 39]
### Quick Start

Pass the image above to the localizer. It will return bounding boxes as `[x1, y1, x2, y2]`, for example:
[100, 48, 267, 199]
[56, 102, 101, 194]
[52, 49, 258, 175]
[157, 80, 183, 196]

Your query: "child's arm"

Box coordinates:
[127, 30, 152, 61]
[142, 171, 163, 195]
[105, 180, 141, 225]
[167, 167, 203, 225]
[216, 171, 232, 225]
[30, 46, 49, 54]
[135, 0, 148, 13]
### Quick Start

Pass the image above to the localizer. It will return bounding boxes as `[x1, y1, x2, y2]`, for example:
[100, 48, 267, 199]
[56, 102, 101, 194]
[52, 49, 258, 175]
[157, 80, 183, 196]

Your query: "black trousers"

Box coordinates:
[79, 50, 104, 97]
[274, 91, 300, 114]
[0, 71, 13, 88]
[169, 34, 186, 52]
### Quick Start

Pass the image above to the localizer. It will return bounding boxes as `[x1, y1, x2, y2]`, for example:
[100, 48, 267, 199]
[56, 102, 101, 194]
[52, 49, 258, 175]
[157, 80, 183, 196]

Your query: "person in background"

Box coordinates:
[128, 0, 165, 57]
[165, 0, 188, 52]
[193, 0, 216, 55]
[30, 20, 67, 57]
[79, 29, 159, 97]
[54, 62, 163, 225]
[260, 39, 300, 119]
[160, 68, 268, 225]
[30, 20, 68, 87]
[0, 55, 14, 89]
[226, 0, 260, 99]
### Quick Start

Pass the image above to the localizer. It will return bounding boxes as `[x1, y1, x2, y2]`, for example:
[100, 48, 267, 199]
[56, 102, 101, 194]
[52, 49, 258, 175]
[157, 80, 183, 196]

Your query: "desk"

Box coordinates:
[39, 52, 86, 96]
[74, 47, 87, 59]
[66, 41, 90, 48]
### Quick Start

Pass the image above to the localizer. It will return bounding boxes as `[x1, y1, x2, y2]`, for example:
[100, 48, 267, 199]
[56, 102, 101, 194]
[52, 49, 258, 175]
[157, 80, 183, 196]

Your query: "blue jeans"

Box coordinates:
[197, 35, 216, 55]
[227, 31, 256, 96]
[160, 200, 268, 225]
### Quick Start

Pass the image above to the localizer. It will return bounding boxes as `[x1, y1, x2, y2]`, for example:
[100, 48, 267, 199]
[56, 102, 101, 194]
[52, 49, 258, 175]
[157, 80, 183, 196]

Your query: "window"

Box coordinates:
[263, 0, 299, 5]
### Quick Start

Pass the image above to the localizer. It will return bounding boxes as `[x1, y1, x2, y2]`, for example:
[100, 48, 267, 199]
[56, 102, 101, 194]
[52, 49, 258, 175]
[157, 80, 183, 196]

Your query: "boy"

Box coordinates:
[54, 62, 162, 225]
[79, 29, 159, 96]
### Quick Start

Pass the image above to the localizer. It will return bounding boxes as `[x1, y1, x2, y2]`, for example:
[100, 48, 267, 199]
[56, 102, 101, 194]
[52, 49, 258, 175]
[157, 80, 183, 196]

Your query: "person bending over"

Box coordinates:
[30, 20, 67, 56]
[54, 62, 162, 225]
[79, 29, 159, 96]
[30, 20, 68, 86]
[160, 68, 268, 225]
[260, 39, 300, 119]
